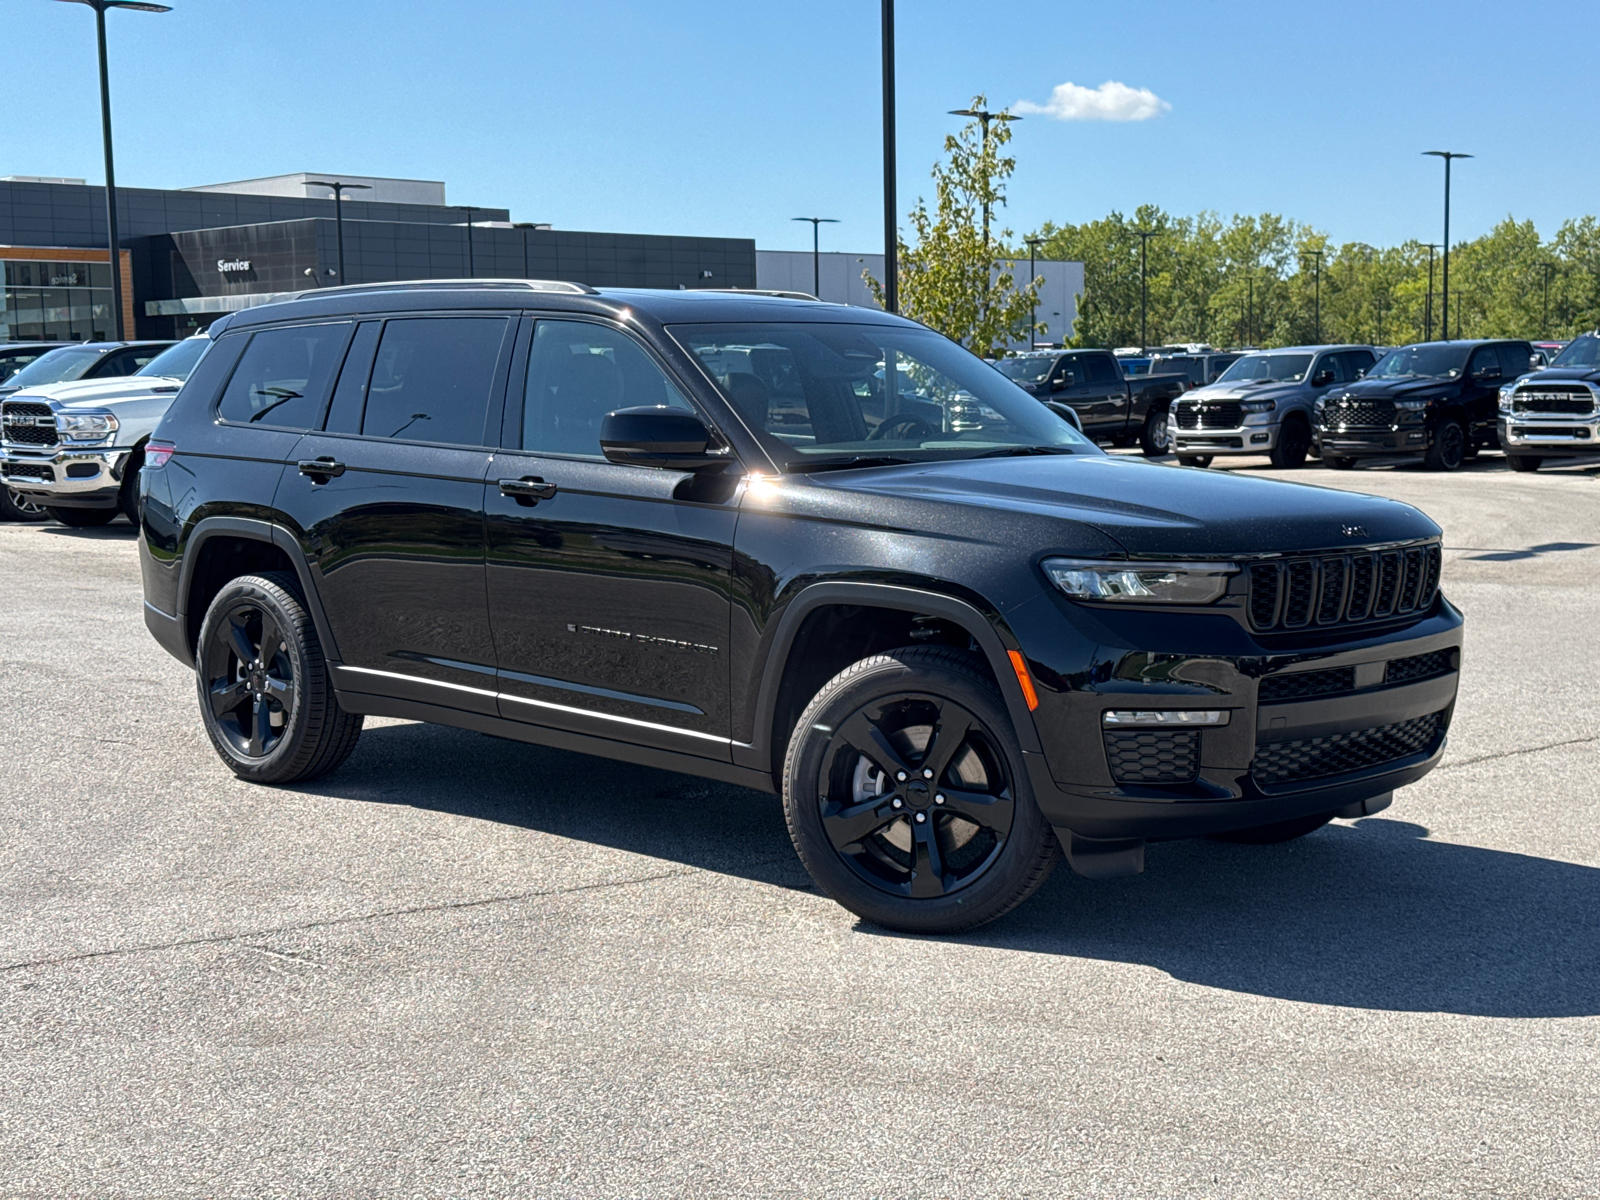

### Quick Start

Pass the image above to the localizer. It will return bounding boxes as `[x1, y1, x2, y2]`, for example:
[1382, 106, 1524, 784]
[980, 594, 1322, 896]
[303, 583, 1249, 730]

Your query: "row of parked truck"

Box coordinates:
[2, 317, 1598, 525]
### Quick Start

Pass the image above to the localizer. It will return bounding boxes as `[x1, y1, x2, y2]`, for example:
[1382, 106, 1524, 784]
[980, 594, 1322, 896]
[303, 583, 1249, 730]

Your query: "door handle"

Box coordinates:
[499, 476, 558, 505]
[298, 457, 346, 480]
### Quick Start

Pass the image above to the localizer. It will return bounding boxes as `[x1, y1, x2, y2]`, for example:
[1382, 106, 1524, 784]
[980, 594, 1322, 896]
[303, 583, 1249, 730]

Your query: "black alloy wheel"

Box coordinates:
[47, 506, 117, 527]
[1177, 454, 1213, 468]
[1268, 420, 1311, 469]
[196, 573, 362, 784]
[1424, 418, 1467, 471]
[783, 647, 1059, 933]
[1139, 408, 1173, 457]
[0, 488, 49, 522]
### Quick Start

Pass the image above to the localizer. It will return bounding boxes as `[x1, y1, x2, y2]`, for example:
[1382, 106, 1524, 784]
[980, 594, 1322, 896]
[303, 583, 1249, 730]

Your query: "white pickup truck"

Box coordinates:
[0, 335, 211, 525]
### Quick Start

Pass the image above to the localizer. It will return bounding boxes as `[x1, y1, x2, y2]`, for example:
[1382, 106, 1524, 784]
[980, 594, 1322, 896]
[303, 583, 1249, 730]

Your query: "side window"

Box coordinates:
[1052, 356, 1076, 384]
[1313, 354, 1344, 384]
[216, 323, 351, 430]
[1341, 350, 1375, 378]
[361, 317, 508, 445]
[323, 321, 382, 433]
[1496, 343, 1531, 377]
[521, 319, 692, 457]
[1468, 346, 1502, 378]
[1083, 354, 1117, 384]
[96, 350, 145, 377]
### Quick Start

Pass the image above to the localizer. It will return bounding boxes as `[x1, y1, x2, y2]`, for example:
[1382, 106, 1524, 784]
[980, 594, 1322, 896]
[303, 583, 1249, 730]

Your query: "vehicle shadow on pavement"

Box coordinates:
[326, 724, 1599, 1019]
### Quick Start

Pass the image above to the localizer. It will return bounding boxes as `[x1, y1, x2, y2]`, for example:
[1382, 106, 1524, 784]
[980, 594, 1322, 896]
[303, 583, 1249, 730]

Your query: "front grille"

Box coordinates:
[1259, 666, 1356, 702]
[1251, 709, 1447, 786]
[1174, 400, 1243, 430]
[1323, 398, 1395, 429]
[1247, 544, 1441, 632]
[2, 462, 52, 482]
[1385, 649, 1456, 685]
[1511, 387, 1596, 416]
[2, 401, 58, 447]
[1104, 730, 1199, 784]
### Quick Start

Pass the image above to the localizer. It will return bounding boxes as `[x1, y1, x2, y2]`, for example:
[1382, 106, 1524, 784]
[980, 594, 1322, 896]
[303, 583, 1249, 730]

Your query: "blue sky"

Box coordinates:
[4, 0, 1594, 255]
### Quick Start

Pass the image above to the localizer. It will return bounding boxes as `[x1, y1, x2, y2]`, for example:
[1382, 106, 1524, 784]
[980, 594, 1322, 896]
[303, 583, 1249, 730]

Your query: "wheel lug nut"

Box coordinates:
[891, 798, 903, 809]
[896, 771, 906, 782]
[922, 768, 933, 778]
[935, 794, 945, 805]
[914, 812, 927, 823]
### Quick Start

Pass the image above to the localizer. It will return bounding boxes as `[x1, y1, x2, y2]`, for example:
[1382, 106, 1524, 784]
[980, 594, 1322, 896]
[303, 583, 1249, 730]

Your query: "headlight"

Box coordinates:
[1498, 384, 1515, 412]
[56, 412, 118, 441]
[1314, 397, 1327, 414]
[1042, 558, 1237, 605]
[1394, 398, 1430, 411]
[1241, 399, 1276, 413]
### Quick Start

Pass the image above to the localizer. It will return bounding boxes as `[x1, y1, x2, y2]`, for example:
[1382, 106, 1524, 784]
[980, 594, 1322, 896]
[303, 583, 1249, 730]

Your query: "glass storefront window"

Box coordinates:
[3, 260, 115, 342]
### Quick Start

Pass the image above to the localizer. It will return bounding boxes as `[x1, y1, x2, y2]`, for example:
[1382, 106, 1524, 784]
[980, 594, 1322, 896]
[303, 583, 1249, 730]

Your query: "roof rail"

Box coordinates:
[702, 287, 820, 302]
[293, 278, 596, 300]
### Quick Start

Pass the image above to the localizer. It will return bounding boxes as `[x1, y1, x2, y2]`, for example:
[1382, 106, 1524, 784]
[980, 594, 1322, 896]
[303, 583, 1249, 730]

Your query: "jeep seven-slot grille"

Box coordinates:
[1323, 398, 1395, 428]
[1251, 709, 1447, 786]
[2, 401, 57, 447]
[1258, 666, 1357, 702]
[1104, 730, 1200, 784]
[1385, 649, 1456, 685]
[1247, 544, 1441, 632]
[1174, 400, 1243, 430]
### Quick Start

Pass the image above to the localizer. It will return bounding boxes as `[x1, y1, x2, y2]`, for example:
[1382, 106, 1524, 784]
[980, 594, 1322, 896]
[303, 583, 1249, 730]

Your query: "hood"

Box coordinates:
[1182, 378, 1306, 403]
[1518, 367, 1600, 385]
[4, 375, 183, 409]
[1330, 374, 1462, 402]
[819, 453, 1438, 558]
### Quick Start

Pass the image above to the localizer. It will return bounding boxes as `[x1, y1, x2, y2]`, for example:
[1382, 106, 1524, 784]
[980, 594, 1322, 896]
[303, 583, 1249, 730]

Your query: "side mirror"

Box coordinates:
[1312, 369, 1334, 386]
[1053, 371, 1074, 390]
[1355, 368, 1367, 378]
[600, 407, 727, 471]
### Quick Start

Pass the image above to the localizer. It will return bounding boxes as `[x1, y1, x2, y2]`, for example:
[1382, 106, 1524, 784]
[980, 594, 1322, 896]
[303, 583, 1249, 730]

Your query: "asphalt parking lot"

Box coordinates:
[3, 453, 1598, 1199]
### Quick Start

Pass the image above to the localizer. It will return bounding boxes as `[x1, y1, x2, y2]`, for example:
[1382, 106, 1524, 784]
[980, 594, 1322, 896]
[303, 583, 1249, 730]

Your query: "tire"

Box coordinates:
[0, 488, 49, 523]
[1267, 419, 1311, 469]
[782, 646, 1060, 934]
[1139, 408, 1173, 457]
[1177, 455, 1212, 468]
[1508, 455, 1543, 473]
[1322, 455, 1357, 470]
[118, 447, 143, 524]
[1211, 811, 1335, 844]
[47, 506, 117, 527]
[1423, 417, 1466, 471]
[195, 572, 363, 785]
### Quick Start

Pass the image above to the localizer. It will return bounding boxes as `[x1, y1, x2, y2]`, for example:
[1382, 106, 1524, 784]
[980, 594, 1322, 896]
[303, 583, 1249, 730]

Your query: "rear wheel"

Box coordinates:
[1212, 811, 1335, 844]
[782, 646, 1059, 934]
[1507, 455, 1543, 473]
[1423, 418, 1466, 471]
[195, 572, 363, 785]
[1177, 455, 1212, 468]
[47, 506, 117, 527]
[1267, 419, 1311, 469]
[1322, 455, 1357, 470]
[0, 488, 49, 523]
[1139, 408, 1173, 457]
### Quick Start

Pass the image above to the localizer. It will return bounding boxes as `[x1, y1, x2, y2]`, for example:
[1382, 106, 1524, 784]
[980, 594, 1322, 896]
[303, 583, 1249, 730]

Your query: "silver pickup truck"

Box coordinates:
[1170, 344, 1377, 468]
[1, 335, 210, 525]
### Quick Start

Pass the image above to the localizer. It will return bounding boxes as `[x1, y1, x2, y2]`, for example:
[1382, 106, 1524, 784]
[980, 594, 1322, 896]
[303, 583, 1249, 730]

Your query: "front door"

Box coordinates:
[484, 317, 738, 759]
[276, 313, 516, 713]
[1075, 353, 1127, 438]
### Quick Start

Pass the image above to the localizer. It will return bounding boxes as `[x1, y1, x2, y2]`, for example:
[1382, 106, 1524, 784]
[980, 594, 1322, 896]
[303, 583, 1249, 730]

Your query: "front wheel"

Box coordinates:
[1507, 455, 1543, 473]
[47, 506, 117, 527]
[1423, 418, 1466, 471]
[0, 488, 49, 522]
[1322, 455, 1357, 470]
[782, 647, 1060, 934]
[1139, 408, 1173, 457]
[1177, 455, 1213, 468]
[1267, 420, 1311, 469]
[195, 572, 363, 784]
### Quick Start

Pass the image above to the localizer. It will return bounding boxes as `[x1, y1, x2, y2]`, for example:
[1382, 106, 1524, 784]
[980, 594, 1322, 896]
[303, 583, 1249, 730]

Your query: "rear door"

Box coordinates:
[278, 313, 515, 713]
[1078, 352, 1128, 438]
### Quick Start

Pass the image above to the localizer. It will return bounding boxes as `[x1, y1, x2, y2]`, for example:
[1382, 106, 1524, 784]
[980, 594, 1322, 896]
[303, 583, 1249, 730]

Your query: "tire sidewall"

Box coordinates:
[195, 576, 317, 782]
[783, 650, 1054, 933]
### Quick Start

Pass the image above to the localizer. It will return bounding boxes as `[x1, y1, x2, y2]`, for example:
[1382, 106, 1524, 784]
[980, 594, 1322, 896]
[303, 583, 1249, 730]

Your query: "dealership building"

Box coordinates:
[1, 172, 1077, 346]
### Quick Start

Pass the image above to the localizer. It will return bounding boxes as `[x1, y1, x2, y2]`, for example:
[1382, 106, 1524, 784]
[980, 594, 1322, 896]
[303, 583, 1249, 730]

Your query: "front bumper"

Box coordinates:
[1314, 423, 1432, 458]
[1498, 415, 1600, 457]
[0, 444, 132, 509]
[1173, 423, 1279, 456]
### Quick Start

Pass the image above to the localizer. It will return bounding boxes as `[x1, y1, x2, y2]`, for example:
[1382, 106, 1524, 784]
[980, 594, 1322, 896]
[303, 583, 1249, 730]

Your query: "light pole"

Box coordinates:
[792, 217, 839, 299]
[1133, 228, 1160, 351]
[1423, 151, 1472, 340]
[948, 105, 1021, 252]
[1301, 248, 1324, 342]
[305, 180, 370, 283]
[1247, 271, 1255, 346]
[58, 0, 171, 341]
[458, 205, 478, 276]
[1423, 243, 1439, 340]
[1539, 260, 1557, 338]
[512, 222, 550, 279]
[1025, 235, 1046, 347]
[881, 0, 897, 314]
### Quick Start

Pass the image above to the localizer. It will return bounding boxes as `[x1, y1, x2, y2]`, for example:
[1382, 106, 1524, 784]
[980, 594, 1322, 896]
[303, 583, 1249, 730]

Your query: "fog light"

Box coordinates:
[1407, 431, 1426, 442]
[66, 463, 100, 479]
[1251, 433, 1269, 443]
[1102, 709, 1231, 727]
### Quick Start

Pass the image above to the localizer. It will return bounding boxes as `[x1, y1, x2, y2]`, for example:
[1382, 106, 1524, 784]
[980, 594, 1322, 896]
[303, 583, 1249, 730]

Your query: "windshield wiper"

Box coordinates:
[787, 455, 917, 473]
[972, 445, 1075, 458]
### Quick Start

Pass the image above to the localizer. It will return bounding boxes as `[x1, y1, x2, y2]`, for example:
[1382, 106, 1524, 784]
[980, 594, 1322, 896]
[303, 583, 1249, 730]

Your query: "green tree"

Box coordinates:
[865, 97, 1040, 357]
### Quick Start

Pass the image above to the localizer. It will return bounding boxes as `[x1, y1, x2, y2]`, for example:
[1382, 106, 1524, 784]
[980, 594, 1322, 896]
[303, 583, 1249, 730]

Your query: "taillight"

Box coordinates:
[144, 440, 176, 468]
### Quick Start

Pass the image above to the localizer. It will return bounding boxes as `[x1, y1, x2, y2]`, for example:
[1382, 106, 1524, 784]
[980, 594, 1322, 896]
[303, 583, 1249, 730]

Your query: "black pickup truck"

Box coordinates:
[996, 349, 1190, 455]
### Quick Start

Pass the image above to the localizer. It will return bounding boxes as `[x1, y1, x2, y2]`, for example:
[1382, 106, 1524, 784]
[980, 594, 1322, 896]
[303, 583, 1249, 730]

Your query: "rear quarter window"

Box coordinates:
[216, 323, 352, 430]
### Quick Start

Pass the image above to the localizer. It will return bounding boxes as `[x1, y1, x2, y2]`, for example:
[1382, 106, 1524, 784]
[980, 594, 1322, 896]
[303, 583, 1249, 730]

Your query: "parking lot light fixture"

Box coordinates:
[792, 217, 839, 299]
[56, 0, 172, 341]
[1025, 236, 1046, 347]
[1423, 243, 1440, 341]
[1423, 151, 1472, 341]
[512, 223, 551, 279]
[305, 180, 371, 283]
[948, 105, 1020, 251]
[1133, 228, 1161, 352]
[458, 205, 478, 277]
[881, 0, 897, 314]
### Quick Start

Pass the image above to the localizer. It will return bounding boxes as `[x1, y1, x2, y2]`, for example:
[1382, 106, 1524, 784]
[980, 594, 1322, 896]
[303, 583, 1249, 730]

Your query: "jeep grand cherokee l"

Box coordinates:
[138, 280, 1463, 933]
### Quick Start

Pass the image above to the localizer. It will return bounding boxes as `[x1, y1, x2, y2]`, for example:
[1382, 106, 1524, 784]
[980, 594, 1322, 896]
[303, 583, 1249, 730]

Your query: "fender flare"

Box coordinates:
[732, 581, 1043, 774]
[177, 515, 341, 662]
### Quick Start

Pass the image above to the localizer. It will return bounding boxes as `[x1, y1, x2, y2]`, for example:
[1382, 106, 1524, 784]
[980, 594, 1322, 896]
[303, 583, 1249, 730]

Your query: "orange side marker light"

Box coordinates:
[1007, 650, 1040, 711]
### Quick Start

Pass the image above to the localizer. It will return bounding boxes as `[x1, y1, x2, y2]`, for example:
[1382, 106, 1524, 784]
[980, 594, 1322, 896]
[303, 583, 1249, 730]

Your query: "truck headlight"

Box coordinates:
[1241, 399, 1276, 413]
[1498, 384, 1515, 413]
[1393, 398, 1430, 411]
[1042, 558, 1237, 605]
[56, 412, 118, 441]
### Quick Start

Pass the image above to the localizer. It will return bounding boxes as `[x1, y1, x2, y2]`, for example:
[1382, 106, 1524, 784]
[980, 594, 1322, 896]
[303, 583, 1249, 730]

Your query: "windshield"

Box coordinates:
[1550, 334, 1600, 369]
[1216, 353, 1314, 384]
[1368, 344, 1469, 380]
[995, 356, 1054, 384]
[670, 322, 1099, 469]
[136, 337, 208, 381]
[0, 349, 54, 384]
[4, 346, 106, 389]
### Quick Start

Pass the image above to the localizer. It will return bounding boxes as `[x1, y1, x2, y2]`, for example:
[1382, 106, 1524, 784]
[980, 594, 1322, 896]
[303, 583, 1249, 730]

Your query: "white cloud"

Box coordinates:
[1015, 80, 1171, 122]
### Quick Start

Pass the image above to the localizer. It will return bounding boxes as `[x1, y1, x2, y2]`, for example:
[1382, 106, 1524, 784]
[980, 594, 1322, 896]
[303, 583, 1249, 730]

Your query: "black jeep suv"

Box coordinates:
[138, 281, 1463, 933]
